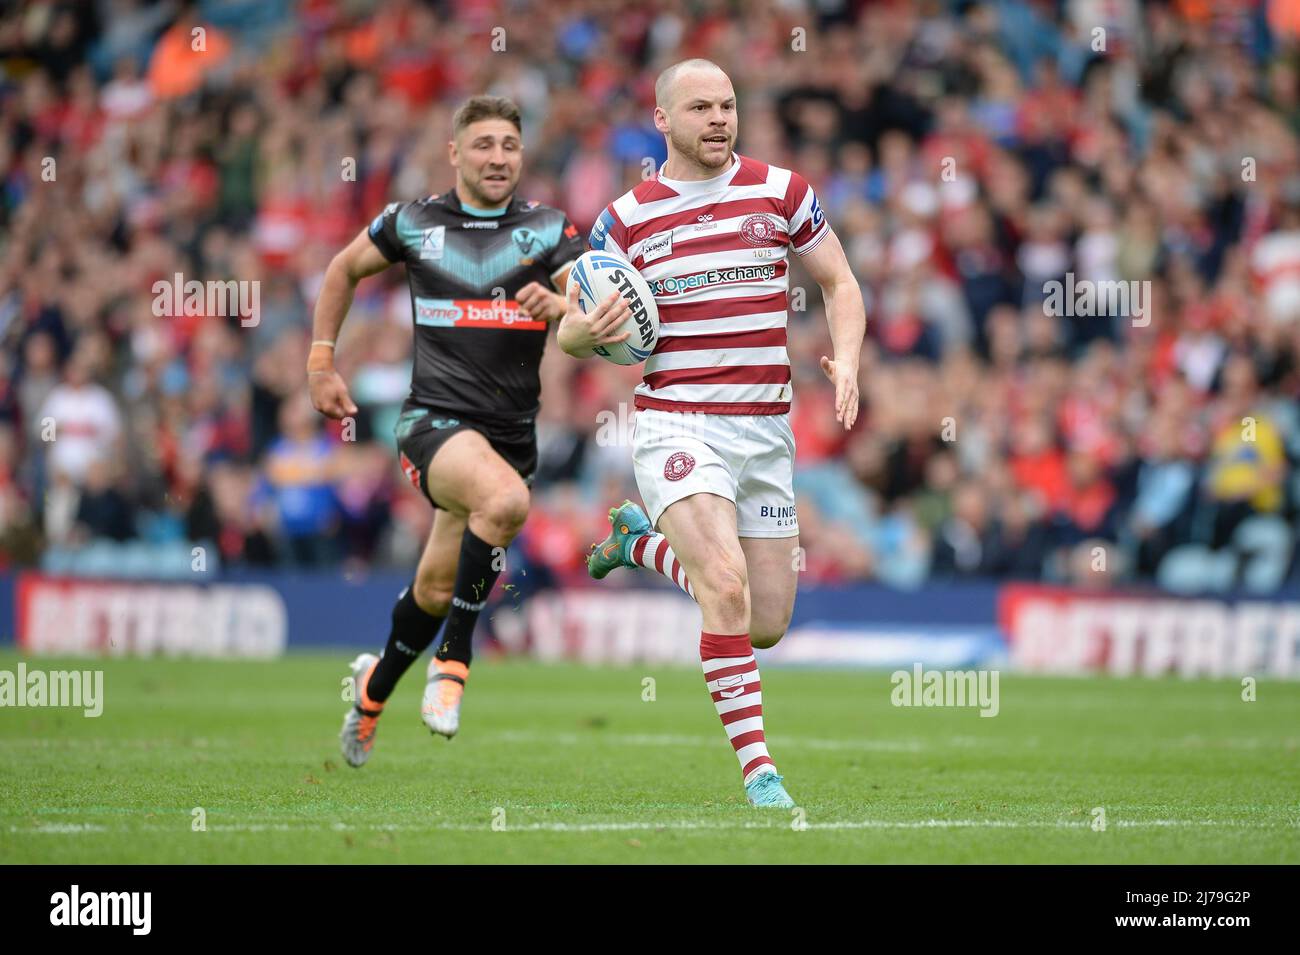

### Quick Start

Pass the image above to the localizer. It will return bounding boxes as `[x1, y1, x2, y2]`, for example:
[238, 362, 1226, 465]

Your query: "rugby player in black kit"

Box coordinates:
[308, 96, 631, 766]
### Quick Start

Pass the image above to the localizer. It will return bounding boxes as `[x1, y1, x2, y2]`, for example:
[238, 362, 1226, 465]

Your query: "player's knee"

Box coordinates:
[412, 577, 452, 616]
[698, 562, 748, 620]
[478, 485, 530, 538]
[747, 593, 793, 648]
[749, 622, 789, 651]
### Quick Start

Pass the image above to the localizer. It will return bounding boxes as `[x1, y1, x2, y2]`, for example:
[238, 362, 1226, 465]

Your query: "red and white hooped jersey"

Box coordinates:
[588, 153, 830, 415]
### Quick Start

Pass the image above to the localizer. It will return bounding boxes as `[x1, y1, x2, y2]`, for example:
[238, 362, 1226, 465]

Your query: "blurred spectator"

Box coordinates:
[35, 349, 123, 486]
[931, 482, 1000, 578]
[1204, 353, 1288, 545]
[73, 457, 134, 542]
[256, 393, 341, 567]
[1128, 414, 1197, 575]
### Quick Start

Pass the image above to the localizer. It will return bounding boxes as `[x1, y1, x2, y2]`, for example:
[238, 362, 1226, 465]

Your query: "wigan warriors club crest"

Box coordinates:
[664, 451, 696, 481]
[738, 213, 779, 246]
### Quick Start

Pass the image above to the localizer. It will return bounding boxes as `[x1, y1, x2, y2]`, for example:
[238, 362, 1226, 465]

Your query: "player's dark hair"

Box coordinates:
[452, 96, 522, 136]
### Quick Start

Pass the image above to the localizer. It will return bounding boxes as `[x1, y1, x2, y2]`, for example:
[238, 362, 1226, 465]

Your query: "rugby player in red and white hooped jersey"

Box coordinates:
[558, 59, 866, 808]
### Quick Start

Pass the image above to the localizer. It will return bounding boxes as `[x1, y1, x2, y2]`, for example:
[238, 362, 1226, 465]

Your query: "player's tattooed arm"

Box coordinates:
[800, 229, 865, 431]
[556, 281, 632, 359]
[308, 227, 392, 419]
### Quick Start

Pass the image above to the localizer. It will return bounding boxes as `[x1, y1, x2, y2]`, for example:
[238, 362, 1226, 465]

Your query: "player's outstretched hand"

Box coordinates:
[557, 281, 631, 357]
[820, 355, 860, 431]
[517, 281, 565, 322]
[308, 367, 359, 420]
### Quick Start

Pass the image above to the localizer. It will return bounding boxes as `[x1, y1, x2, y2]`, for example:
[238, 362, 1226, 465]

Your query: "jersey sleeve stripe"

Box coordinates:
[792, 223, 830, 256]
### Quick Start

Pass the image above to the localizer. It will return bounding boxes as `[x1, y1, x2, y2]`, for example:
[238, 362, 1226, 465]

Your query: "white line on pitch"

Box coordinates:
[486, 731, 924, 752]
[9, 818, 1298, 835]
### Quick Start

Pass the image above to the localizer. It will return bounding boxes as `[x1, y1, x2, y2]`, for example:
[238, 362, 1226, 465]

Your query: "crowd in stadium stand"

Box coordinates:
[2, 0, 1299, 592]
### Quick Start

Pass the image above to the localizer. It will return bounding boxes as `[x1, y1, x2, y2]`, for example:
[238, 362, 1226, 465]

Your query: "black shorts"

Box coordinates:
[394, 401, 538, 510]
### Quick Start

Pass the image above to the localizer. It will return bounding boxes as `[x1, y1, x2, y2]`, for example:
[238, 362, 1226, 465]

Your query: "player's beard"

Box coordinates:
[463, 168, 517, 208]
[669, 126, 733, 174]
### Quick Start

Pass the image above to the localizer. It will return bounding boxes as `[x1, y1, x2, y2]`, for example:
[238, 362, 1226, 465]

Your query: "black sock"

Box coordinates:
[434, 528, 502, 666]
[367, 582, 446, 702]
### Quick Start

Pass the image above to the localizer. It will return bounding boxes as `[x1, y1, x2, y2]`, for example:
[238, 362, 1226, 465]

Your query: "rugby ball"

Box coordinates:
[568, 250, 659, 365]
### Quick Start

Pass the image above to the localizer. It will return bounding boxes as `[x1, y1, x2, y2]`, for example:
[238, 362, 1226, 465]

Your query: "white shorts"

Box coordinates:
[632, 408, 799, 538]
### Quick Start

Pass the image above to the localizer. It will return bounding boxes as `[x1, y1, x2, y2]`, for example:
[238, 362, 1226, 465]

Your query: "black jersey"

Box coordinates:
[367, 191, 585, 422]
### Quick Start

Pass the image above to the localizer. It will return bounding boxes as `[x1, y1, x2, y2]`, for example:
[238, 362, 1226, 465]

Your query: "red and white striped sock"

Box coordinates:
[700, 631, 775, 784]
[631, 533, 695, 599]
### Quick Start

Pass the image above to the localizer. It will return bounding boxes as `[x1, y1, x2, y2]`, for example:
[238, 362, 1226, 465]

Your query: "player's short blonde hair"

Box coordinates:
[452, 95, 522, 136]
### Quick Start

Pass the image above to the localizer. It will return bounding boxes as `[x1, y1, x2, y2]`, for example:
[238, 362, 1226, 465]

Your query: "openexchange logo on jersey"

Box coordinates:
[50, 885, 151, 935]
[649, 264, 776, 297]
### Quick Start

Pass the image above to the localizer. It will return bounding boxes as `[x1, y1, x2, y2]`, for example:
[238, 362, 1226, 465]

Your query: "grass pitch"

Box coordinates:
[1, 650, 1297, 864]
